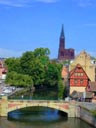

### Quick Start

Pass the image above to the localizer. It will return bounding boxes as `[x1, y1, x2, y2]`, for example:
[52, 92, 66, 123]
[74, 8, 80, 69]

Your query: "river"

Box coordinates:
[0, 107, 94, 128]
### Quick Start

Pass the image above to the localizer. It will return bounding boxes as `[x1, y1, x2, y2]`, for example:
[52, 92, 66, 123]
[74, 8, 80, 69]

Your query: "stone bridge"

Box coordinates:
[0, 96, 78, 117]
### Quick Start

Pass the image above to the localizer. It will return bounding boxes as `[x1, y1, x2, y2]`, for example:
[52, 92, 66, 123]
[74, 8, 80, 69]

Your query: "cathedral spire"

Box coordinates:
[58, 25, 75, 61]
[60, 24, 65, 39]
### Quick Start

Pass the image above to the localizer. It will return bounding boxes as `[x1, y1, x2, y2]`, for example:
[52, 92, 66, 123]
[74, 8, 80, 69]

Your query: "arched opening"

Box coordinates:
[8, 106, 68, 123]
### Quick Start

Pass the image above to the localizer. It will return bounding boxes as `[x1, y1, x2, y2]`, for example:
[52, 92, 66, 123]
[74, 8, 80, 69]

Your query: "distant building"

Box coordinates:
[0, 60, 7, 81]
[70, 50, 96, 81]
[58, 25, 75, 61]
[61, 66, 69, 82]
[70, 90, 93, 102]
[69, 64, 90, 94]
[86, 81, 96, 93]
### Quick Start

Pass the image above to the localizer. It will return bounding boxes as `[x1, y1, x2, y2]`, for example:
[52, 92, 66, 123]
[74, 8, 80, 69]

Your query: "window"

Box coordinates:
[75, 73, 78, 76]
[78, 73, 80, 76]
[80, 79, 83, 84]
[75, 72, 84, 76]
[74, 79, 78, 84]
[80, 73, 83, 76]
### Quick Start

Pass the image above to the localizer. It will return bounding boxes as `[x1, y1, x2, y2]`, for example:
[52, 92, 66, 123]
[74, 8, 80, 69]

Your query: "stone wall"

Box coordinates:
[79, 106, 96, 127]
[70, 87, 86, 94]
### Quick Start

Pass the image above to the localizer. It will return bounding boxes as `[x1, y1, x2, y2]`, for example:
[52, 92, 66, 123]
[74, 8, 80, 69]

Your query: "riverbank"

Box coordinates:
[78, 104, 96, 127]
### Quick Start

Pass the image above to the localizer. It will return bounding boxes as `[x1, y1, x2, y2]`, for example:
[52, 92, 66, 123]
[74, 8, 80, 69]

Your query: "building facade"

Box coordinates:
[58, 25, 75, 61]
[70, 50, 96, 81]
[0, 60, 7, 82]
[69, 64, 90, 94]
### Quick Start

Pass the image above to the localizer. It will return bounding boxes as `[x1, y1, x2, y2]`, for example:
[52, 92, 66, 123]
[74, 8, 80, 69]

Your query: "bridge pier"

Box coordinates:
[0, 96, 8, 117]
[69, 104, 76, 117]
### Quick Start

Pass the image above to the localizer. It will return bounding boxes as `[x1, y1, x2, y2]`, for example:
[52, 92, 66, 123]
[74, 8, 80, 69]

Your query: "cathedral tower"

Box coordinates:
[58, 25, 75, 61]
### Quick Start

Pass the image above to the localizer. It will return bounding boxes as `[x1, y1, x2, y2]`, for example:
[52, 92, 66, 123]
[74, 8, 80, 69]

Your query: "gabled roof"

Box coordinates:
[74, 50, 91, 62]
[69, 63, 90, 80]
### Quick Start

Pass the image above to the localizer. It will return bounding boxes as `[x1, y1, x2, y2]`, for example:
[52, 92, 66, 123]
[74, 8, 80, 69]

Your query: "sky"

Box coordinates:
[0, 0, 96, 58]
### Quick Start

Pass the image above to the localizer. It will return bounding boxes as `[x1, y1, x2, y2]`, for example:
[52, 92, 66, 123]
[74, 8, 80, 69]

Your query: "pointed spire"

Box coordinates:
[60, 24, 65, 39]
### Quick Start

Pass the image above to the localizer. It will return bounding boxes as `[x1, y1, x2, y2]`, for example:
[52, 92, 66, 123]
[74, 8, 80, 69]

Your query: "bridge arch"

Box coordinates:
[7, 100, 70, 116]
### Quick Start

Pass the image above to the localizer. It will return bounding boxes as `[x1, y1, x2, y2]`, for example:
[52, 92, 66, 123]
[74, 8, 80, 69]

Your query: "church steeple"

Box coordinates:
[58, 24, 65, 60]
[59, 24, 65, 49]
[60, 24, 65, 39]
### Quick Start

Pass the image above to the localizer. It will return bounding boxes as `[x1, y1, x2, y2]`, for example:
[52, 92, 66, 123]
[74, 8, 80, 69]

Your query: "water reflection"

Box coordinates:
[8, 107, 67, 122]
[0, 117, 94, 128]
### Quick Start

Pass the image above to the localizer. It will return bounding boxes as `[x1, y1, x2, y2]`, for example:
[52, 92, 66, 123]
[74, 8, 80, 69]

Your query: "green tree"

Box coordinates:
[5, 71, 33, 88]
[20, 51, 34, 75]
[45, 62, 62, 86]
[5, 48, 51, 88]
[31, 58, 45, 86]
[5, 58, 21, 73]
[34, 48, 50, 58]
[20, 48, 50, 86]
[58, 80, 65, 99]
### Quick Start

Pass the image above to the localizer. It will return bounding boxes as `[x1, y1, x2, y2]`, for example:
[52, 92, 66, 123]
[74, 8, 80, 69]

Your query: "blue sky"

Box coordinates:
[0, 0, 96, 58]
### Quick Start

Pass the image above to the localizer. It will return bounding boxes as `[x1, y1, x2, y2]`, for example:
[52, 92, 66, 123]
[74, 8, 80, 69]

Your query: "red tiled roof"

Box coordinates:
[69, 63, 90, 80]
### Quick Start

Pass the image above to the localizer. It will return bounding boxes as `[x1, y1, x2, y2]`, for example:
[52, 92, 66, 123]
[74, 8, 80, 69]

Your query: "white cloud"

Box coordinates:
[0, 48, 22, 58]
[0, 0, 28, 7]
[36, 0, 58, 3]
[0, 0, 58, 7]
[73, 0, 96, 7]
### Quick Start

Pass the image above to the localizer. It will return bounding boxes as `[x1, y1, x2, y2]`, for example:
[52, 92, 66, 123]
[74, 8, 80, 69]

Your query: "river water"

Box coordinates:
[0, 107, 94, 128]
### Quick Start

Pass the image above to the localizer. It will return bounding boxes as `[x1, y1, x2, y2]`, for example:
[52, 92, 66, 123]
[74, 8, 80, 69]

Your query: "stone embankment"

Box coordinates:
[78, 102, 96, 127]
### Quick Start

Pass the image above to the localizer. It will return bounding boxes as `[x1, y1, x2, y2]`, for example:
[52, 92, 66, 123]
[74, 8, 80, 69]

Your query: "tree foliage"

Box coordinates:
[5, 58, 21, 73]
[5, 48, 64, 98]
[45, 62, 62, 86]
[5, 71, 33, 88]
[58, 80, 65, 99]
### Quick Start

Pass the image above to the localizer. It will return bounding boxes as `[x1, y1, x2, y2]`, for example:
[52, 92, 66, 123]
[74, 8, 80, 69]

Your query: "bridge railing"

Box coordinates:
[8, 99, 69, 104]
[8, 95, 58, 101]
